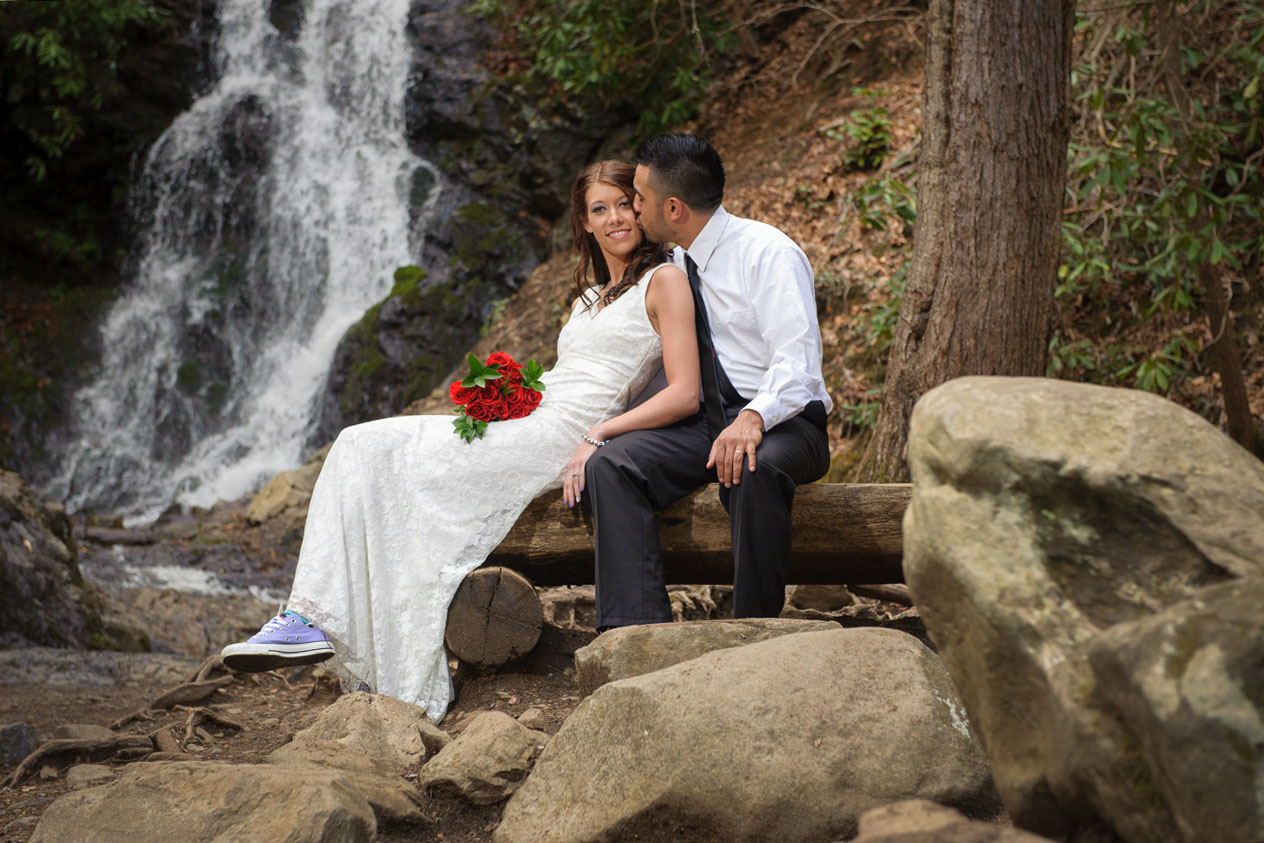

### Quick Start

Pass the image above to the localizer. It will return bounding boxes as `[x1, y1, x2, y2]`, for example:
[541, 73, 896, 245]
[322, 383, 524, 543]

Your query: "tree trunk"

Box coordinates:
[866, 0, 1075, 481]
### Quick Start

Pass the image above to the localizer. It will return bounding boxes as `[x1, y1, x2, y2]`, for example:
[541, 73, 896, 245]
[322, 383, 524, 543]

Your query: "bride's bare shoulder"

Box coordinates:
[644, 263, 687, 294]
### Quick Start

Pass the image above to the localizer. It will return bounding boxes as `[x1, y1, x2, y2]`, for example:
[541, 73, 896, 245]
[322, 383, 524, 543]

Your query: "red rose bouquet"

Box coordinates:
[449, 351, 546, 442]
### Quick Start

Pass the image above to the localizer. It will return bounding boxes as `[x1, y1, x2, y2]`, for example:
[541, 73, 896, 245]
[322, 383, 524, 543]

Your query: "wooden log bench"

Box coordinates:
[485, 482, 912, 585]
[445, 483, 912, 668]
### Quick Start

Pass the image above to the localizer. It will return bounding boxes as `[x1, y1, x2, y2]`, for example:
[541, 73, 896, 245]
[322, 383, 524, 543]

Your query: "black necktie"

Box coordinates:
[685, 254, 727, 440]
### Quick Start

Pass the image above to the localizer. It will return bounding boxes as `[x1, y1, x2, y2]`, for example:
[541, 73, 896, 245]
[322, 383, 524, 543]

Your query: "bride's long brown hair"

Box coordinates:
[570, 161, 669, 309]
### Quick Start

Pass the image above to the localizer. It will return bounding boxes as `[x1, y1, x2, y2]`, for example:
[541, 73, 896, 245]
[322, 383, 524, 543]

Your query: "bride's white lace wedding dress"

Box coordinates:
[287, 265, 668, 721]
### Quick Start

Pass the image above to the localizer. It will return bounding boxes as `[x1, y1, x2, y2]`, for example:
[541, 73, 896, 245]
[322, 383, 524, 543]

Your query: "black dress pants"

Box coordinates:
[586, 401, 829, 626]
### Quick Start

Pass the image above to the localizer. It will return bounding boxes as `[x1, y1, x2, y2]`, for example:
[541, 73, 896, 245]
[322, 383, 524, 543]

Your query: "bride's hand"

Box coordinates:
[562, 441, 600, 508]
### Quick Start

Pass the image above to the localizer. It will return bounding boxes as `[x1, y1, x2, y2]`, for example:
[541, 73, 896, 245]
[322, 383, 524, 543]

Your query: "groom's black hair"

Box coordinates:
[636, 133, 724, 212]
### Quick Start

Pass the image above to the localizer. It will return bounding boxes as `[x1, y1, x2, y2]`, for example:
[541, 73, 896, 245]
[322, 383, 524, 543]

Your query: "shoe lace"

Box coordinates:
[258, 612, 292, 635]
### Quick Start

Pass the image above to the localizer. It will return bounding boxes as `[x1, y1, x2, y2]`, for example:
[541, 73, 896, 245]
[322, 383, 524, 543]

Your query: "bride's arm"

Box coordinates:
[562, 266, 700, 507]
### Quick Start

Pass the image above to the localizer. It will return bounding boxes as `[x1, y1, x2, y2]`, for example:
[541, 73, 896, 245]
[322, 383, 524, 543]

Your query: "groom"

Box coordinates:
[585, 133, 833, 626]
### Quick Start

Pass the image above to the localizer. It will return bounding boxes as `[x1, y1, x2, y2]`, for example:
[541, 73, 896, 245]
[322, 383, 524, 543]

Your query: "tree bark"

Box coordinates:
[866, 0, 1075, 480]
[486, 483, 910, 585]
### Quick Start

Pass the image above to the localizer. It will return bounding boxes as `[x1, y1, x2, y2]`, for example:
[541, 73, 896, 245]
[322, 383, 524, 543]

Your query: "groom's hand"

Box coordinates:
[707, 409, 764, 487]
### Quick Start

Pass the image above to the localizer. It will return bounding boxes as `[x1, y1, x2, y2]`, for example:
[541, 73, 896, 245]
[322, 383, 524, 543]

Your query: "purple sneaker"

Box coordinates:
[221, 610, 335, 672]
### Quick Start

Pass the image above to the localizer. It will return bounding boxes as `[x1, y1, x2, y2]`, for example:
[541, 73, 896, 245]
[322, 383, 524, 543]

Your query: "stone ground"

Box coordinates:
[0, 629, 595, 843]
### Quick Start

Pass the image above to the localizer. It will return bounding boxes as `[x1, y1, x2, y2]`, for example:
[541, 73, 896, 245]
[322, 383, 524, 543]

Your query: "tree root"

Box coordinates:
[150, 725, 183, 755]
[3, 736, 153, 788]
[174, 705, 244, 744]
[110, 675, 235, 729]
[193, 654, 230, 682]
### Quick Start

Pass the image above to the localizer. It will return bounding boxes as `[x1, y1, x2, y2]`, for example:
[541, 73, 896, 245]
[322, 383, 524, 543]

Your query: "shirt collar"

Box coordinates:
[683, 205, 730, 273]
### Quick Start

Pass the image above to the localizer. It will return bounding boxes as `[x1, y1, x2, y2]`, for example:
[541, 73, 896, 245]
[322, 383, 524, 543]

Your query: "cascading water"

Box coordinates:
[52, 0, 437, 523]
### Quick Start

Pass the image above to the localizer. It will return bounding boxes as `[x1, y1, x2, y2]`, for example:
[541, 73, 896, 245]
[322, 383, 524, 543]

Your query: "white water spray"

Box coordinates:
[53, 0, 437, 522]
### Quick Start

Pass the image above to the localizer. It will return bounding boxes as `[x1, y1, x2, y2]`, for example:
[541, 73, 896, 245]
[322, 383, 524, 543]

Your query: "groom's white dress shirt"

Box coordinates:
[675, 206, 833, 431]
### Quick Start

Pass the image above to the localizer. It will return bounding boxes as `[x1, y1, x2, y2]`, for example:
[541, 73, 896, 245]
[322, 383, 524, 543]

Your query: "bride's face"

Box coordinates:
[583, 182, 642, 263]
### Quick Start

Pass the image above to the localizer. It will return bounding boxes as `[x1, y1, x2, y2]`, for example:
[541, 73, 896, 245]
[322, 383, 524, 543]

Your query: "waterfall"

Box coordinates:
[51, 0, 437, 523]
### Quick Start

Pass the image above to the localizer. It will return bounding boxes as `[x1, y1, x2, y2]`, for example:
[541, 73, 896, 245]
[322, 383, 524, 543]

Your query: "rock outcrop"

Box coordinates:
[573, 618, 837, 695]
[245, 453, 324, 524]
[904, 376, 1264, 842]
[496, 627, 998, 842]
[0, 470, 104, 648]
[30, 761, 376, 843]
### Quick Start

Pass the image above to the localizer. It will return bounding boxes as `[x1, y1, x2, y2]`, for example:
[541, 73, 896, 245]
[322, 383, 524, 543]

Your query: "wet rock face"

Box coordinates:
[0, 471, 103, 649]
[903, 376, 1264, 843]
[312, 0, 627, 441]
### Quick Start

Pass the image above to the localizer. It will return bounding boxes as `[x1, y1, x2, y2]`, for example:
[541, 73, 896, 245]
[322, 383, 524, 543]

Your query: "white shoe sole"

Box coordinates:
[221, 641, 335, 673]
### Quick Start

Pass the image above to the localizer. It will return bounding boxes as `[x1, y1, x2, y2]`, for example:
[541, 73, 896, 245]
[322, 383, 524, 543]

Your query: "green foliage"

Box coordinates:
[2, 0, 164, 180]
[1053, 0, 1264, 397]
[452, 413, 489, 443]
[390, 265, 428, 298]
[860, 262, 908, 361]
[460, 352, 504, 389]
[839, 388, 881, 431]
[826, 88, 893, 170]
[794, 184, 827, 211]
[469, 0, 736, 132]
[520, 358, 546, 392]
[849, 174, 916, 232]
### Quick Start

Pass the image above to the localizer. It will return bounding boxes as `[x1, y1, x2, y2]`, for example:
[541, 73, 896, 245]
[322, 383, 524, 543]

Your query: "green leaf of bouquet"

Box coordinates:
[452, 414, 483, 443]
[521, 358, 547, 391]
[460, 352, 504, 388]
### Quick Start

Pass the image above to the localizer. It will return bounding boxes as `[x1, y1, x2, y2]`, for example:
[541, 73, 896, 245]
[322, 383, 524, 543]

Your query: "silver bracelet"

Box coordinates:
[582, 433, 607, 447]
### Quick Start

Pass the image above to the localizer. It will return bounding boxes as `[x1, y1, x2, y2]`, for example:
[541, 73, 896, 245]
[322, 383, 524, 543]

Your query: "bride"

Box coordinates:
[222, 161, 699, 721]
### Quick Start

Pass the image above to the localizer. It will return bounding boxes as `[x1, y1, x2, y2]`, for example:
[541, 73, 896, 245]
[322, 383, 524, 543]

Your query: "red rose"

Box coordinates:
[465, 384, 510, 422]
[486, 351, 523, 385]
[505, 384, 542, 419]
[449, 381, 480, 406]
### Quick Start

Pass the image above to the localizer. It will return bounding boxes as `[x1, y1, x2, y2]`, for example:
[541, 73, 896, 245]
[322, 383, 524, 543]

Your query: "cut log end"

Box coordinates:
[445, 566, 543, 669]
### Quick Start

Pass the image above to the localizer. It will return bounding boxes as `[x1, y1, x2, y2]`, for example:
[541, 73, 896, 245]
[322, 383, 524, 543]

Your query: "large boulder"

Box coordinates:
[30, 761, 375, 842]
[418, 710, 548, 804]
[573, 618, 837, 695]
[267, 691, 447, 824]
[266, 691, 447, 769]
[903, 376, 1264, 842]
[0, 470, 104, 648]
[496, 627, 998, 842]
